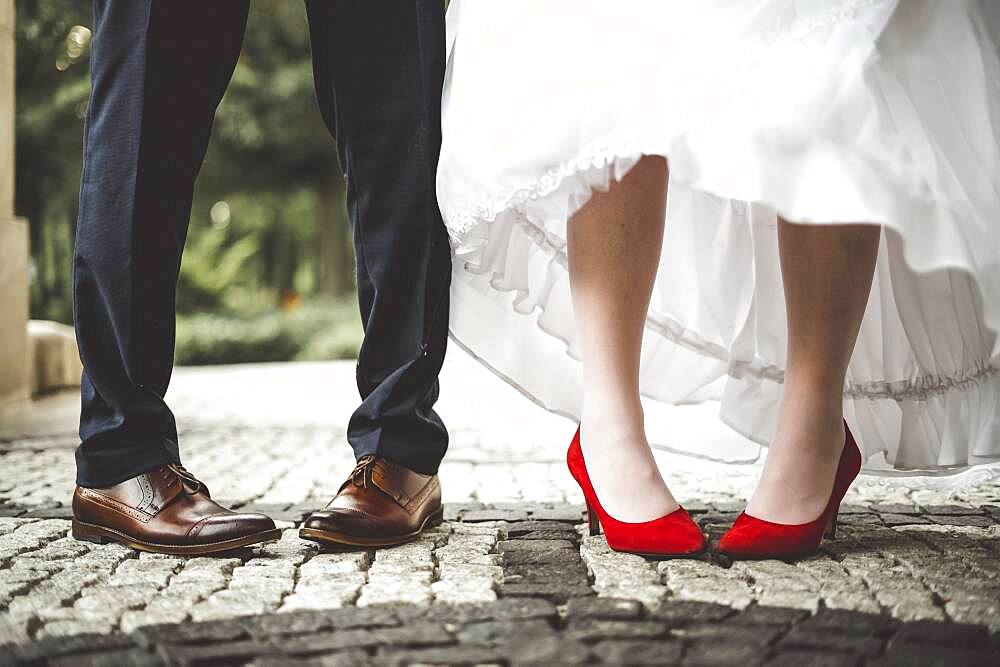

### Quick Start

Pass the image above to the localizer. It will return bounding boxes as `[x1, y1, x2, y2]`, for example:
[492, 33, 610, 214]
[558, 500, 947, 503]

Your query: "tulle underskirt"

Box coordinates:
[437, 0, 1000, 484]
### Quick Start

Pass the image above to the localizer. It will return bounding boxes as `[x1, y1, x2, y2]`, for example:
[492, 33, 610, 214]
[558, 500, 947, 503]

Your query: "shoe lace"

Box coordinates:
[162, 464, 205, 495]
[348, 455, 377, 489]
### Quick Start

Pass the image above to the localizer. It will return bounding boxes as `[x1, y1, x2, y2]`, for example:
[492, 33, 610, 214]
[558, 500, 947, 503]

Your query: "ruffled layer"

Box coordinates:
[439, 0, 1000, 482]
[448, 153, 1000, 479]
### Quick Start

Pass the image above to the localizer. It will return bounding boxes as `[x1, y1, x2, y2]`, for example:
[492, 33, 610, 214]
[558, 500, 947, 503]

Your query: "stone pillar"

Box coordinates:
[0, 0, 30, 405]
[0, 0, 12, 219]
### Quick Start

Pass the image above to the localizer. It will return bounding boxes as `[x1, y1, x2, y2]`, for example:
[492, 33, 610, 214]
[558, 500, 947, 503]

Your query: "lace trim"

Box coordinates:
[758, 0, 888, 47]
[444, 141, 641, 241]
[447, 161, 1000, 403]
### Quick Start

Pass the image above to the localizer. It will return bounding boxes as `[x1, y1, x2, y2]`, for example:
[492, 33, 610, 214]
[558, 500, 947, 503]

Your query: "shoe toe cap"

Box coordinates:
[191, 512, 277, 543]
[302, 509, 375, 535]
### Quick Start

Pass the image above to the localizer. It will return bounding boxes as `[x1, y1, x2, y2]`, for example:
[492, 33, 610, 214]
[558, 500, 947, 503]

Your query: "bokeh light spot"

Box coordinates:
[210, 201, 232, 228]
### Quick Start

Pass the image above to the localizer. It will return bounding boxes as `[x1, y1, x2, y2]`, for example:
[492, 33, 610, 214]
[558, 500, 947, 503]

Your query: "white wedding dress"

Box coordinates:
[437, 0, 1000, 482]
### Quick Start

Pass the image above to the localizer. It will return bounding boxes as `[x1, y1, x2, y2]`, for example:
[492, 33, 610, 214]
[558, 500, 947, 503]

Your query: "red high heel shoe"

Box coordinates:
[567, 428, 705, 557]
[718, 421, 862, 560]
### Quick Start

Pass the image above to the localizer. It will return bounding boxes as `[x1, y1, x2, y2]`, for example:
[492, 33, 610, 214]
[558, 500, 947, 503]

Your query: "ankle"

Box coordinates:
[782, 368, 846, 399]
[580, 408, 645, 447]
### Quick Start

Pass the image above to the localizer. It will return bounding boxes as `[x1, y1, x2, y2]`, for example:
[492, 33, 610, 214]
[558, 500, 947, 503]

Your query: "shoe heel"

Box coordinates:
[426, 506, 445, 529]
[72, 520, 111, 545]
[586, 502, 601, 536]
[823, 511, 838, 540]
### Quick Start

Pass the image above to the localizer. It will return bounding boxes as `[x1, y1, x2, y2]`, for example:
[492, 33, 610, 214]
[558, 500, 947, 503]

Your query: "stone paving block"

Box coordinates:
[450, 519, 506, 534]
[158, 639, 279, 665]
[765, 650, 859, 667]
[650, 600, 737, 626]
[928, 514, 995, 528]
[283, 576, 367, 612]
[838, 512, 881, 527]
[454, 618, 554, 644]
[355, 582, 432, 607]
[527, 505, 586, 522]
[565, 597, 643, 620]
[430, 580, 497, 605]
[252, 652, 372, 667]
[498, 581, 594, 602]
[277, 627, 382, 654]
[279, 591, 360, 614]
[497, 538, 575, 559]
[132, 618, 249, 649]
[5, 632, 137, 662]
[891, 619, 990, 647]
[321, 605, 402, 630]
[592, 638, 684, 665]
[364, 562, 435, 580]
[424, 598, 558, 625]
[47, 648, 165, 667]
[872, 640, 999, 667]
[377, 645, 502, 667]
[38, 620, 117, 639]
[566, 618, 669, 641]
[943, 595, 1000, 631]
[506, 520, 577, 536]
[443, 502, 484, 521]
[292, 577, 368, 601]
[675, 622, 783, 647]
[793, 558, 881, 615]
[870, 503, 921, 515]
[189, 593, 274, 623]
[778, 626, 884, 655]
[881, 513, 931, 527]
[725, 604, 809, 627]
[922, 504, 982, 515]
[297, 552, 370, 577]
[0, 613, 31, 646]
[595, 584, 669, 610]
[504, 635, 593, 664]
[156, 580, 226, 603]
[683, 640, 768, 666]
[658, 560, 755, 610]
[463, 508, 528, 522]
[120, 608, 189, 634]
[370, 621, 454, 648]
[438, 562, 503, 582]
[869, 585, 946, 622]
[505, 562, 589, 583]
[795, 608, 899, 637]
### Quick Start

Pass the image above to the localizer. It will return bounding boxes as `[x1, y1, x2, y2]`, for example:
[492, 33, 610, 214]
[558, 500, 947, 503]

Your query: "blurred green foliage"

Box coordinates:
[14, 1, 361, 363]
[175, 298, 361, 366]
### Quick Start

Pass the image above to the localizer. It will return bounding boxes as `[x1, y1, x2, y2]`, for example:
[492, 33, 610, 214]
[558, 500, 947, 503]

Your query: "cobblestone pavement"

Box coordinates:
[1, 355, 999, 664]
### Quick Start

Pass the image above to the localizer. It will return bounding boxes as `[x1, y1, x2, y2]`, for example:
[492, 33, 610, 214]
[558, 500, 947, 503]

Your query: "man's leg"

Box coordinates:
[71, 0, 279, 554]
[299, 0, 450, 548]
[74, 0, 249, 487]
[305, 0, 450, 474]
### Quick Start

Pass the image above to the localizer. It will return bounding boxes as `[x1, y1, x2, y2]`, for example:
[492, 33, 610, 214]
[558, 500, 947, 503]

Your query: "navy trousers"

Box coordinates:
[73, 0, 451, 487]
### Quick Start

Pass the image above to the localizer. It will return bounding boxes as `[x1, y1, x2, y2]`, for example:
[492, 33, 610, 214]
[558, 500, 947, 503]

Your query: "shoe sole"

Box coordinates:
[298, 506, 444, 549]
[72, 519, 282, 556]
[606, 542, 707, 560]
[716, 549, 817, 562]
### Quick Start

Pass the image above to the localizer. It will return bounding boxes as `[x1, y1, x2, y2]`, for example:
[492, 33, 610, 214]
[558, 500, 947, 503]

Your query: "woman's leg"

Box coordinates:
[746, 220, 880, 523]
[568, 155, 679, 522]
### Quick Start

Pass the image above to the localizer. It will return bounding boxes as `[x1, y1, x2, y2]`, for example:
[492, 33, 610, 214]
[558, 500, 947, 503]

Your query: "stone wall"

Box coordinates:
[0, 0, 30, 405]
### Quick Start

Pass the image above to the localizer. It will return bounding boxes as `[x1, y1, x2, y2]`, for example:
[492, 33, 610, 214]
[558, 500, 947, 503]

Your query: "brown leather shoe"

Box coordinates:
[299, 455, 443, 548]
[72, 464, 281, 555]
